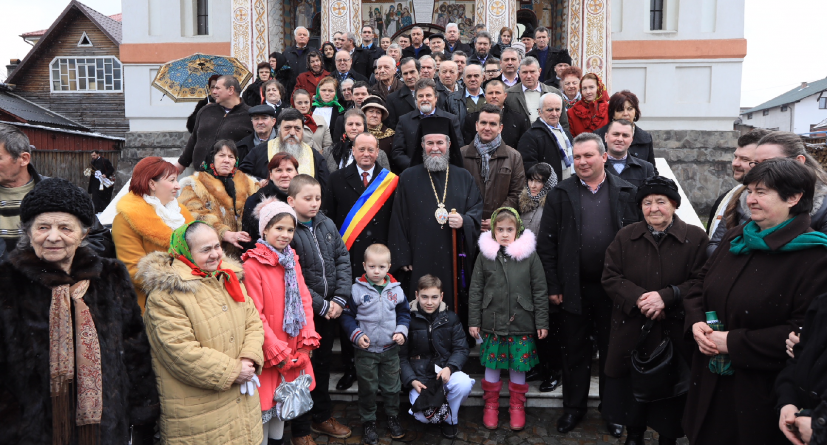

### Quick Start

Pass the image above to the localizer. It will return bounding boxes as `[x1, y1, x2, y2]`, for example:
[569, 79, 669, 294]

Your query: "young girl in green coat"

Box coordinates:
[468, 207, 549, 432]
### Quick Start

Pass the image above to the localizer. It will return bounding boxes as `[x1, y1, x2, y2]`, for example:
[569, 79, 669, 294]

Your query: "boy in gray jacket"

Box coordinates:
[340, 243, 411, 445]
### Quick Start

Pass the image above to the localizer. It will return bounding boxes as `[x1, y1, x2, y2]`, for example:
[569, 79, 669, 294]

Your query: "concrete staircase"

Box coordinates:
[327, 339, 600, 408]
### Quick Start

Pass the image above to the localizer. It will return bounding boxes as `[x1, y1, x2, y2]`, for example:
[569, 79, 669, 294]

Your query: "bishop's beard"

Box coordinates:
[423, 150, 450, 172]
[280, 136, 302, 157]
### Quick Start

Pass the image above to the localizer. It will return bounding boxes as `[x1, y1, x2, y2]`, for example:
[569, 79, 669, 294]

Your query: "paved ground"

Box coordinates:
[285, 402, 690, 445]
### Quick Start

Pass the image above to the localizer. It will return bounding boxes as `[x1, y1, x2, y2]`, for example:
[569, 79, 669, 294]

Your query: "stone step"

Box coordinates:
[328, 372, 600, 408]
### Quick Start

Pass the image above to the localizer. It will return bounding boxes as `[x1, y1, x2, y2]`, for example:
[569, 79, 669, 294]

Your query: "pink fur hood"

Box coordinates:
[478, 229, 537, 261]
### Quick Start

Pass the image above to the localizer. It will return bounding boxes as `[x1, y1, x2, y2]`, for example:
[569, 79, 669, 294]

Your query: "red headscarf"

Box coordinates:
[567, 73, 610, 136]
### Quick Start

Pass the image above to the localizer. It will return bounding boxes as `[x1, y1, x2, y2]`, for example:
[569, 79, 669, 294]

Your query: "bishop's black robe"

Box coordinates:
[388, 164, 483, 308]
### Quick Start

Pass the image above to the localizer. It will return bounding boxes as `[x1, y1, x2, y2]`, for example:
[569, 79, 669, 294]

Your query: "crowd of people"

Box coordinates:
[0, 21, 826, 445]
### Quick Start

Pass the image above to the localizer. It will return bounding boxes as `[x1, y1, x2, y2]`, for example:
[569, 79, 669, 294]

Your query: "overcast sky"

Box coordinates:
[0, 0, 824, 108]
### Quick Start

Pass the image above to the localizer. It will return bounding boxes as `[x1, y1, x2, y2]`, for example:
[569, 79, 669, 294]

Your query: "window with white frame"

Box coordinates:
[50, 57, 122, 92]
[820, 97, 827, 109]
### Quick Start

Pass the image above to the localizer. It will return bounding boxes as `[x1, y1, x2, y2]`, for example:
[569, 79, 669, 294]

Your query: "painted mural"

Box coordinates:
[361, 0, 416, 38]
[431, 1, 476, 39]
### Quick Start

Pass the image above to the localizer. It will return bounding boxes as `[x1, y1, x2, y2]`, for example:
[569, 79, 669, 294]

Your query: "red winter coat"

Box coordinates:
[567, 99, 610, 137]
[293, 70, 330, 100]
[242, 244, 320, 411]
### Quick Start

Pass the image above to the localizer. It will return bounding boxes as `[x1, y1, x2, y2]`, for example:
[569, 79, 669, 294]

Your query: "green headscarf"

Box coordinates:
[312, 83, 345, 113]
[168, 221, 246, 302]
[169, 221, 197, 263]
[729, 217, 827, 255]
[490, 207, 525, 238]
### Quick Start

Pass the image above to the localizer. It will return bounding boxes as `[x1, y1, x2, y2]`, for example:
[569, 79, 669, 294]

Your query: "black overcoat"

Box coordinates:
[683, 214, 827, 445]
[0, 246, 159, 444]
[516, 118, 572, 183]
[390, 108, 464, 171]
[537, 174, 641, 315]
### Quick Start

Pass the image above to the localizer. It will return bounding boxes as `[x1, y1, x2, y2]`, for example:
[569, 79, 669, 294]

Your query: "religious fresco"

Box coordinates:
[432, 1, 476, 38]
[361, 0, 416, 38]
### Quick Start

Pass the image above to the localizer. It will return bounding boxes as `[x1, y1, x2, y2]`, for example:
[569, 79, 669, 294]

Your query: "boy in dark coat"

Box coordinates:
[400, 275, 473, 439]
[287, 174, 354, 440]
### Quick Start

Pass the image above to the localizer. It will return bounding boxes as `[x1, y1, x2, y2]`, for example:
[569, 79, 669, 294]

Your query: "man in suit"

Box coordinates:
[391, 78, 464, 171]
[360, 25, 385, 68]
[603, 119, 655, 188]
[504, 56, 569, 130]
[461, 80, 529, 149]
[324, 131, 397, 392]
[517, 93, 573, 183]
[235, 104, 277, 164]
[343, 32, 373, 79]
[444, 23, 473, 55]
[538, 133, 639, 438]
[333, 50, 369, 84]
[402, 26, 432, 60]
[283, 26, 316, 92]
[385, 57, 449, 129]
[500, 47, 521, 87]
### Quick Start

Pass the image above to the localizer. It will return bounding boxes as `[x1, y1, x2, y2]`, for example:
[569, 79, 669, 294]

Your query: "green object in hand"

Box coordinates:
[706, 311, 734, 376]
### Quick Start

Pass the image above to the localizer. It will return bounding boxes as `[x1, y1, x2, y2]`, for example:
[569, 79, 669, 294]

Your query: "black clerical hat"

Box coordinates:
[410, 115, 464, 168]
[520, 25, 535, 40]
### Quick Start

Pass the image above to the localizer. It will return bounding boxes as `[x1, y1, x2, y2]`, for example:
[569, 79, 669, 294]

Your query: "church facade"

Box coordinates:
[121, 0, 744, 131]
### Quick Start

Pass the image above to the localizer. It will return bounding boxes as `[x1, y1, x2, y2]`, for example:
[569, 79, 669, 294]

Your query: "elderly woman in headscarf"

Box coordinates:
[0, 178, 159, 444]
[138, 221, 265, 445]
[179, 139, 260, 258]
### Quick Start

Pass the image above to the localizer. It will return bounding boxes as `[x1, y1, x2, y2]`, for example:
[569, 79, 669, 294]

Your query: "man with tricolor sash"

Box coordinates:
[325, 131, 399, 390]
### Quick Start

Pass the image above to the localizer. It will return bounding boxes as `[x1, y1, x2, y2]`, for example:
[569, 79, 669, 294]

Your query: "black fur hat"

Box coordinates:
[20, 178, 96, 226]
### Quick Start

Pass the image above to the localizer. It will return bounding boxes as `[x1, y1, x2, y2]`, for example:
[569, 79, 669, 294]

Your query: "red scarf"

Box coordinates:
[176, 254, 246, 303]
[303, 114, 318, 133]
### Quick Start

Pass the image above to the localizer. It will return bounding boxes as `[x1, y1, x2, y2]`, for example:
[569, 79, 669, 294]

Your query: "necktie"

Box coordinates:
[362, 172, 369, 187]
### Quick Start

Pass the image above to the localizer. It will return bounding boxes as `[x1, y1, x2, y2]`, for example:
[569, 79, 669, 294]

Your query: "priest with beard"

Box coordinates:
[388, 116, 483, 311]
[239, 108, 329, 190]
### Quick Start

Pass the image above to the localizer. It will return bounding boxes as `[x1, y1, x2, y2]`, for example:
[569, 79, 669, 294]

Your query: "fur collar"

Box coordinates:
[10, 246, 102, 287]
[518, 188, 546, 214]
[136, 251, 245, 295]
[117, 192, 193, 247]
[478, 229, 537, 261]
[179, 171, 257, 214]
[409, 299, 448, 313]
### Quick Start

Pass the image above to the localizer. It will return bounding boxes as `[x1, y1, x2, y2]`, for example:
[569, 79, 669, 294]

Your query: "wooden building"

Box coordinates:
[0, 83, 123, 189]
[6, 1, 126, 138]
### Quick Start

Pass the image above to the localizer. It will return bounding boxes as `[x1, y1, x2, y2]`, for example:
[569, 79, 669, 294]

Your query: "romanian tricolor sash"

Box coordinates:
[339, 168, 398, 249]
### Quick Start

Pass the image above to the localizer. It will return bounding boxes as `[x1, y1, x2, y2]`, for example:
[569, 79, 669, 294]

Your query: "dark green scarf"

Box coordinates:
[729, 218, 827, 255]
[312, 84, 345, 113]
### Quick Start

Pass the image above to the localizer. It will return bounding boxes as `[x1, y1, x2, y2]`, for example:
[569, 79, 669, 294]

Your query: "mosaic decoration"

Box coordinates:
[567, 0, 609, 89]
[231, 0, 252, 71]
[479, 0, 516, 36]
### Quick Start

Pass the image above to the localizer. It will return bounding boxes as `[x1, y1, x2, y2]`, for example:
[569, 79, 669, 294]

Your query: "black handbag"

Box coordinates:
[629, 286, 691, 403]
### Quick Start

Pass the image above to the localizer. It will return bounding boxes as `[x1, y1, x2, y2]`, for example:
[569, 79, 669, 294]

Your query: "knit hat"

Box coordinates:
[510, 41, 526, 58]
[254, 196, 297, 238]
[636, 176, 682, 208]
[20, 178, 95, 226]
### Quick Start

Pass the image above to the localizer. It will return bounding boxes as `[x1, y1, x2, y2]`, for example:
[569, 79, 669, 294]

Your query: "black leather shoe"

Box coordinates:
[336, 367, 357, 390]
[556, 413, 583, 433]
[362, 421, 378, 445]
[539, 369, 561, 392]
[624, 434, 645, 445]
[658, 437, 678, 445]
[387, 415, 405, 439]
[607, 422, 624, 438]
[441, 422, 458, 439]
[525, 366, 543, 382]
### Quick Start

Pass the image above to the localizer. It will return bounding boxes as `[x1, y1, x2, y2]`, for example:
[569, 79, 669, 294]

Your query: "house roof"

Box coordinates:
[743, 77, 827, 114]
[814, 117, 827, 131]
[7, 1, 121, 85]
[0, 84, 89, 131]
[20, 12, 121, 39]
